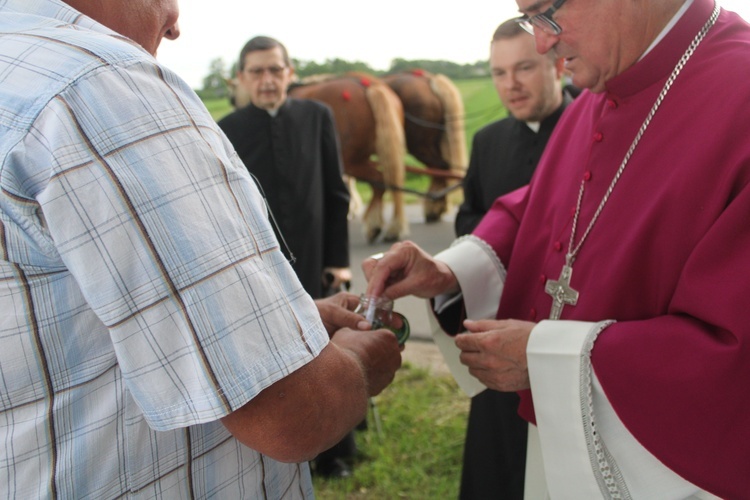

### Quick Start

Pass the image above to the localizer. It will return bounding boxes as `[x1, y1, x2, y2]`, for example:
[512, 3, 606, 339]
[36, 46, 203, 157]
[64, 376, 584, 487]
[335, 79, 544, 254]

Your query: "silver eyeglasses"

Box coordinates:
[245, 66, 287, 79]
[516, 0, 568, 36]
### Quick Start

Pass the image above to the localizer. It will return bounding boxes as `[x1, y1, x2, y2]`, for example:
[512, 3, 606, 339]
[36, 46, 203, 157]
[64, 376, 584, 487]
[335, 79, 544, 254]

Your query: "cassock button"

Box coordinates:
[553, 241, 563, 252]
[539, 274, 547, 285]
[529, 308, 537, 320]
[607, 98, 618, 109]
[594, 132, 604, 142]
[583, 171, 592, 182]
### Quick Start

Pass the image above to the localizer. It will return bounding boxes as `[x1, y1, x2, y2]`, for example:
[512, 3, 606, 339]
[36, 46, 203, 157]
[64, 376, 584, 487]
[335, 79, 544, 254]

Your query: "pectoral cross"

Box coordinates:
[545, 263, 579, 320]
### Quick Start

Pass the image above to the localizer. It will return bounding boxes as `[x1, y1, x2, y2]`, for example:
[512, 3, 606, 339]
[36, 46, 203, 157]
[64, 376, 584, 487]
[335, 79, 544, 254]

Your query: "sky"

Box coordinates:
[158, 0, 750, 90]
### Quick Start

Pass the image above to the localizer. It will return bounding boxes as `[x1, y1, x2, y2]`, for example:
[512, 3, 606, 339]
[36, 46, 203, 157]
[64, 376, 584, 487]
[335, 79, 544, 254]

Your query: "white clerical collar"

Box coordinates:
[525, 121, 541, 133]
[640, 0, 694, 60]
[266, 107, 280, 117]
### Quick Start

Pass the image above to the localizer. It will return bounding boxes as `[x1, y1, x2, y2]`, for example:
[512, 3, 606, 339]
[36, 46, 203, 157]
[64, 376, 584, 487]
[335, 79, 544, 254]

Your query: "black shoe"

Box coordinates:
[314, 457, 352, 479]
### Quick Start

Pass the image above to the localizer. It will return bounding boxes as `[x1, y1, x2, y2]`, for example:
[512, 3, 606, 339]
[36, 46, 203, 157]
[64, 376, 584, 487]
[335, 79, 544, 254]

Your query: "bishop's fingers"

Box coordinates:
[362, 250, 400, 298]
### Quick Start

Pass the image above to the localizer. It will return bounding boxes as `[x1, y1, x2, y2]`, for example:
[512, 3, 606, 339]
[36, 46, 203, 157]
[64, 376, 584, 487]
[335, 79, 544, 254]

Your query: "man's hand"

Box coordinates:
[361, 241, 459, 300]
[222, 325, 402, 461]
[322, 267, 352, 291]
[315, 292, 369, 336]
[455, 319, 535, 392]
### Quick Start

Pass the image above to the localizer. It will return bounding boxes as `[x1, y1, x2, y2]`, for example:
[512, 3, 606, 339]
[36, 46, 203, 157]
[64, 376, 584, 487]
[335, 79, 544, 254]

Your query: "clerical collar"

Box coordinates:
[266, 107, 280, 117]
[523, 89, 574, 133]
[641, 0, 694, 60]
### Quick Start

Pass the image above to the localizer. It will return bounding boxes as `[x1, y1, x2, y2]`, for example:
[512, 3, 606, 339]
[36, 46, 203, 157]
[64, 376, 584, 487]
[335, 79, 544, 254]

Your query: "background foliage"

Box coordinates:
[196, 56, 492, 100]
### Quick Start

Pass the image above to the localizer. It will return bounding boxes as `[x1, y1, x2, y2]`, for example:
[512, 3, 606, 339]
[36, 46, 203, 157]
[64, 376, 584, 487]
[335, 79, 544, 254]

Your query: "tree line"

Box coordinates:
[198, 56, 489, 99]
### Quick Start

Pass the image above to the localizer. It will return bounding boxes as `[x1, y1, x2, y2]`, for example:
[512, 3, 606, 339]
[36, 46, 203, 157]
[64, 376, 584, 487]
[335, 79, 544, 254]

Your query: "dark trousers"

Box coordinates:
[315, 284, 357, 469]
[459, 390, 527, 500]
[315, 431, 357, 462]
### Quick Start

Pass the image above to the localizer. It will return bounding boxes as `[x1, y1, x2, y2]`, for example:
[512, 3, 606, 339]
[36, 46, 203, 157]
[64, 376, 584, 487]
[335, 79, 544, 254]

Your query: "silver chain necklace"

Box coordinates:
[545, 1, 720, 320]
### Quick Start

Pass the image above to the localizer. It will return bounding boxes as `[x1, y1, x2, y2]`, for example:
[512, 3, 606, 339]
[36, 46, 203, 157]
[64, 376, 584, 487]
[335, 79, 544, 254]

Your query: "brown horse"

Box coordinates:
[227, 73, 408, 243]
[382, 70, 467, 222]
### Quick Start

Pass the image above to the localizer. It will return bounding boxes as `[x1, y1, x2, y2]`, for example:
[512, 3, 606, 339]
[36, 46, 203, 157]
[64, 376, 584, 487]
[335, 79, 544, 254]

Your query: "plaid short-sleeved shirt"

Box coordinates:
[0, 0, 328, 497]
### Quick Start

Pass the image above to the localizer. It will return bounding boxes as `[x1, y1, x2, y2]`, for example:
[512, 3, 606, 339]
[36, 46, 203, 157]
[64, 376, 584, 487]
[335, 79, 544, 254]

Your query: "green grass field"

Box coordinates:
[312, 363, 470, 499]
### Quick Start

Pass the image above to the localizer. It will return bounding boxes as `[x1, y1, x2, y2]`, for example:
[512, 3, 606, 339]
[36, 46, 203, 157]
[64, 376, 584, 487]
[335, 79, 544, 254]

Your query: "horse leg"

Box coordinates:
[423, 176, 448, 223]
[344, 174, 363, 220]
[363, 185, 384, 243]
[348, 161, 387, 243]
[380, 157, 408, 242]
[383, 186, 407, 242]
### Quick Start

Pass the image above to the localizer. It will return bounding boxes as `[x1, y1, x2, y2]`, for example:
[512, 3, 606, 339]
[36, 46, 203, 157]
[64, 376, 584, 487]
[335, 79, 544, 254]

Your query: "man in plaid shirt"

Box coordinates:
[0, 0, 402, 498]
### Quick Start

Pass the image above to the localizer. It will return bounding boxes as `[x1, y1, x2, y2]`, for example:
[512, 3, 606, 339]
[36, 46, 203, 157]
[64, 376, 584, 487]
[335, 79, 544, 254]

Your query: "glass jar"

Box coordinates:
[354, 294, 410, 345]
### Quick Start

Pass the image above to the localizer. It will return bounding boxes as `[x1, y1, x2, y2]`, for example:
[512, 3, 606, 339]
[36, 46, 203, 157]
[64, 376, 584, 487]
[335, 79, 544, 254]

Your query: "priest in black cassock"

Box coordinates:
[454, 20, 574, 500]
[218, 36, 351, 300]
[218, 36, 354, 477]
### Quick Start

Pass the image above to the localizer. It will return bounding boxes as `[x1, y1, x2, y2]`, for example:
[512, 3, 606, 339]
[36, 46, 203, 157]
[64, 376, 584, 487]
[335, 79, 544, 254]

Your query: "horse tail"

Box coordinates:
[364, 81, 407, 238]
[365, 82, 405, 191]
[429, 74, 468, 176]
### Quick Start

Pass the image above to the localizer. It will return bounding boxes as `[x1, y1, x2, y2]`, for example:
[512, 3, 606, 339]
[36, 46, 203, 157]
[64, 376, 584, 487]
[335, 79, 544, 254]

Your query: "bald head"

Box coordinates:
[64, 0, 180, 56]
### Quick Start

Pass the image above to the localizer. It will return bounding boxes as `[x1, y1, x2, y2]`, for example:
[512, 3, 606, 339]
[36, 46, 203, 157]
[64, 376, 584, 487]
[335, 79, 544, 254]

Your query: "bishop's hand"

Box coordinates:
[362, 241, 459, 300]
[456, 319, 535, 392]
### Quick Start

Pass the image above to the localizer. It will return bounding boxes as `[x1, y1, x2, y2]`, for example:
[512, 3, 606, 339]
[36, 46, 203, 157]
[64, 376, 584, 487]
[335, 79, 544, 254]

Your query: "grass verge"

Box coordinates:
[312, 362, 469, 499]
